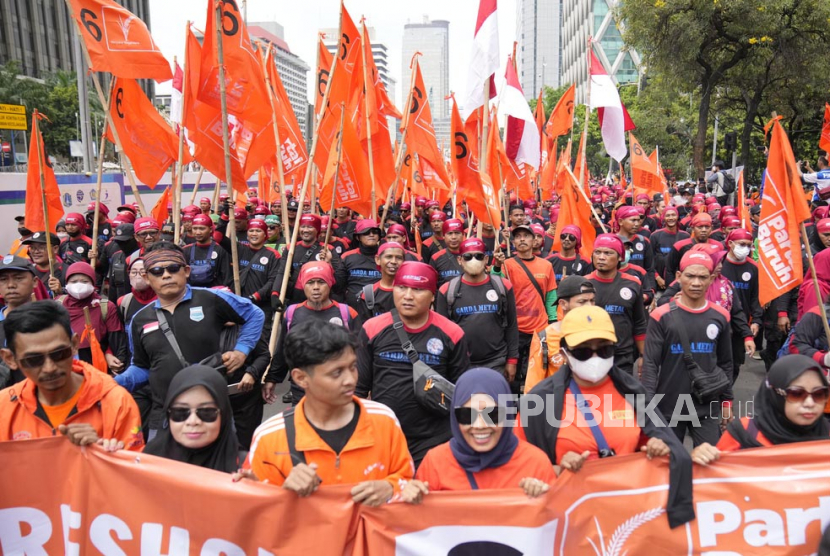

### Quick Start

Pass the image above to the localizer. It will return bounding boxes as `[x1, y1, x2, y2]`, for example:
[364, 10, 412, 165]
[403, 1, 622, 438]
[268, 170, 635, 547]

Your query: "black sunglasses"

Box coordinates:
[454, 406, 505, 426]
[771, 384, 830, 404]
[18, 345, 74, 369]
[565, 345, 615, 362]
[461, 253, 486, 262]
[560, 234, 577, 241]
[147, 264, 185, 277]
[167, 407, 221, 423]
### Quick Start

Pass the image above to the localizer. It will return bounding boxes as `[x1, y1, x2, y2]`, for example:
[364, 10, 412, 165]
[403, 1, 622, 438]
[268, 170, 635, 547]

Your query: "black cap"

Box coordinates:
[22, 231, 59, 245]
[14, 216, 25, 223]
[750, 205, 761, 216]
[287, 199, 299, 211]
[511, 224, 534, 236]
[0, 255, 35, 275]
[557, 275, 595, 300]
[113, 223, 135, 242]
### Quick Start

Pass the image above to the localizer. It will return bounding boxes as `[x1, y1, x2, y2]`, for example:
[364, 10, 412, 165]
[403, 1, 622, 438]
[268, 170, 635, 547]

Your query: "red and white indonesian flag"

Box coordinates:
[461, 0, 499, 118]
[501, 58, 541, 170]
[589, 50, 628, 162]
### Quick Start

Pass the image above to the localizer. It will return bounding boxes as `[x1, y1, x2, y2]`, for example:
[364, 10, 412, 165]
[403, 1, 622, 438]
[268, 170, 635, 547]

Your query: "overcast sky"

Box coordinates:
[150, 0, 519, 109]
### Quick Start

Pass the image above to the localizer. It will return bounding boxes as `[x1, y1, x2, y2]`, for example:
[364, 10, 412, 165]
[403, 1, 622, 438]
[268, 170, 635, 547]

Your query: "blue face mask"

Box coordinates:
[624, 250, 632, 264]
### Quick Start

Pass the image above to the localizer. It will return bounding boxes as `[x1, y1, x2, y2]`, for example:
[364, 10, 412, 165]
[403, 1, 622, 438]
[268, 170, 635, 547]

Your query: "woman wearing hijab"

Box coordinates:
[59, 261, 128, 372]
[691, 355, 830, 465]
[143, 365, 240, 472]
[400, 368, 556, 503]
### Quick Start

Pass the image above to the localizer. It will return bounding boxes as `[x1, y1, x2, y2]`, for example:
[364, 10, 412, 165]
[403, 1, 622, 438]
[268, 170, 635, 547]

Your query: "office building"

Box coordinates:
[402, 17, 450, 145]
[561, 0, 641, 103]
[248, 22, 311, 139]
[518, 0, 562, 99]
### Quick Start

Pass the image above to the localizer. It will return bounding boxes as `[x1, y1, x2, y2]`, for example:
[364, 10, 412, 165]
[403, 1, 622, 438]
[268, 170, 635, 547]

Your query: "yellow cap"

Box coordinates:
[560, 305, 617, 347]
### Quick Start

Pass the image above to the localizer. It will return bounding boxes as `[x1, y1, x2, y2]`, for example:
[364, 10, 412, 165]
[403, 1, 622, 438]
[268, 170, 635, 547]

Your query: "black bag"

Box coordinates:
[669, 301, 730, 404]
[721, 171, 736, 194]
[391, 309, 454, 416]
[156, 308, 226, 374]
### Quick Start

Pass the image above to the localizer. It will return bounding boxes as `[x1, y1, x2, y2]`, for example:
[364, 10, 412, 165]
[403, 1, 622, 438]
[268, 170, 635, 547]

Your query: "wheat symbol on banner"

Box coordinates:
[118, 15, 136, 42]
[587, 507, 665, 556]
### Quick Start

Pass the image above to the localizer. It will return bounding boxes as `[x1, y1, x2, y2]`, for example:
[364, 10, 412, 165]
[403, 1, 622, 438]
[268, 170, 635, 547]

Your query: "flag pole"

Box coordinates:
[189, 168, 205, 205]
[565, 163, 608, 233]
[32, 111, 56, 280]
[800, 224, 830, 345]
[260, 44, 290, 231]
[578, 38, 593, 195]
[379, 143, 406, 229]
[360, 20, 378, 219]
[481, 81, 490, 173]
[323, 106, 348, 249]
[173, 49, 187, 244]
[212, 176, 221, 213]
[89, 77, 115, 270]
[215, 0, 241, 296]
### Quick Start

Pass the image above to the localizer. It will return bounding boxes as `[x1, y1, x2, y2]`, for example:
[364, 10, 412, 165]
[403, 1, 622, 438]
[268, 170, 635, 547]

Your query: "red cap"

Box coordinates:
[425, 200, 440, 210]
[549, 206, 560, 221]
[247, 219, 267, 232]
[726, 228, 753, 242]
[430, 212, 448, 223]
[593, 233, 624, 257]
[87, 202, 109, 215]
[254, 205, 269, 215]
[721, 217, 741, 228]
[378, 242, 405, 257]
[523, 199, 537, 209]
[135, 217, 160, 232]
[355, 219, 381, 235]
[400, 202, 412, 211]
[616, 206, 640, 221]
[219, 192, 230, 202]
[66, 261, 96, 283]
[680, 251, 715, 273]
[394, 261, 438, 293]
[530, 223, 545, 236]
[200, 197, 212, 204]
[662, 206, 678, 217]
[720, 206, 737, 217]
[233, 207, 248, 220]
[635, 193, 650, 202]
[248, 197, 260, 206]
[116, 210, 136, 224]
[707, 203, 722, 212]
[415, 196, 427, 208]
[65, 213, 86, 226]
[442, 218, 464, 234]
[459, 238, 486, 254]
[298, 261, 335, 287]
[192, 214, 212, 227]
[182, 214, 194, 222]
[693, 194, 705, 203]
[299, 214, 322, 232]
[183, 205, 200, 214]
[560, 224, 583, 250]
[817, 218, 830, 234]
[591, 194, 603, 203]
[705, 196, 718, 205]
[690, 213, 713, 227]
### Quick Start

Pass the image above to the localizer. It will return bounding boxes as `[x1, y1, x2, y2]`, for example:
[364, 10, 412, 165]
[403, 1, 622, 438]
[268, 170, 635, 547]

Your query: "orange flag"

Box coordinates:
[573, 129, 591, 191]
[80, 320, 108, 373]
[546, 84, 575, 140]
[539, 145, 556, 195]
[265, 47, 309, 188]
[534, 89, 546, 142]
[629, 133, 663, 194]
[258, 164, 276, 205]
[319, 114, 373, 217]
[758, 118, 811, 306]
[736, 169, 751, 232]
[198, 0, 271, 128]
[106, 77, 182, 188]
[551, 168, 596, 259]
[402, 60, 452, 189]
[554, 140, 572, 194]
[66, 0, 172, 81]
[821, 103, 830, 154]
[151, 186, 171, 224]
[24, 111, 64, 233]
[314, 37, 334, 117]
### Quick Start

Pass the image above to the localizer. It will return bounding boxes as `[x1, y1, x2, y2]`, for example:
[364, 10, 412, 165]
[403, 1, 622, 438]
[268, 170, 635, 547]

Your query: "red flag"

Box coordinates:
[264, 47, 309, 188]
[106, 77, 182, 188]
[820, 103, 830, 154]
[758, 118, 811, 306]
[502, 56, 540, 170]
[198, 0, 271, 127]
[66, 0, 172, 81]
[551, 168, 596, 258]
[24, 112, 64, 232]
[151, 186, 171, 224]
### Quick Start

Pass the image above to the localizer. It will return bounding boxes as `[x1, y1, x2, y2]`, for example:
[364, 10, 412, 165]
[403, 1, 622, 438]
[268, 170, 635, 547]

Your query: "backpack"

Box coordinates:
[362, 283, 376, 313]
[722, 171, 736, 194]
[188, 242, 216, 287]
[109, 250, 127, 288]
[57, 296, 109, 320]
[285, 302, 351, 331]
[446, 275, 508, 328]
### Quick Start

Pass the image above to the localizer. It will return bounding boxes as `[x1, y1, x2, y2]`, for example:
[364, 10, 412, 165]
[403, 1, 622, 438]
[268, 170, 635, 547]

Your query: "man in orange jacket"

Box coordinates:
[245, 320, 413, 505]
[0, 301, 143, 450]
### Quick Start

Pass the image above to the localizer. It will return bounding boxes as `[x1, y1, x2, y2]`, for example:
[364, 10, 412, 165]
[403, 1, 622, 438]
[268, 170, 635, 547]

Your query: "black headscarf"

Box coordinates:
[144, 365, 239, 473]
[727, 354, 830, 448]
[524, 363, 694, 529]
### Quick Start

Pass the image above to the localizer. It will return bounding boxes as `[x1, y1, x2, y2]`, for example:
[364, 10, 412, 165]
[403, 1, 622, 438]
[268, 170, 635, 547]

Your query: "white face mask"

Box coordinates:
[57, 232, 69, 241]
[66, 282, 94, 300]
[461, 257, 487, 276]
[732, 245, 751, 261]
[130, 275, 150, 292]
[567, 353, 614, 383]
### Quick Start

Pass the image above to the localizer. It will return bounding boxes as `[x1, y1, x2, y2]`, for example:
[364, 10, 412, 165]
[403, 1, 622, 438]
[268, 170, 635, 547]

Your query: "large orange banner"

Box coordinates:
[2, 438, 829, 555]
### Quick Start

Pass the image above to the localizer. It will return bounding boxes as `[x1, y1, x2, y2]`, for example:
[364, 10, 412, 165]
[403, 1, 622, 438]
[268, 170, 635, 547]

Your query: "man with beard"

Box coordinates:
[435, 238, 518, 378]
[23, 232, 64, 296]
[545, 225, 591, 282]
[271, 214, 346, 307]
[666, 213, 723, 279]
[58, 213, 93, 265]
[181, 214, 232, 289]
[356, 242, 405, 324]
[429, 218, 465, 287]
[650, 207, 690, 290]
[341, 219, 383, 308]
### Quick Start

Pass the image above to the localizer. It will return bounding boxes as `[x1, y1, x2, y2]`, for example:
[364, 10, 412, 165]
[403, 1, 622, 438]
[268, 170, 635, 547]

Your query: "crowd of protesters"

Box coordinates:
[0, 165, 829, 543]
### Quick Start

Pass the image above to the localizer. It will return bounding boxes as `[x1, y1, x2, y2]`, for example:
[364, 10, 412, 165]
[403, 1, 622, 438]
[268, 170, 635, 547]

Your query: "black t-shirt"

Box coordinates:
[341, 249, 382, 308]
[308, 402, 361, 455]
[429, 248, 463, 287]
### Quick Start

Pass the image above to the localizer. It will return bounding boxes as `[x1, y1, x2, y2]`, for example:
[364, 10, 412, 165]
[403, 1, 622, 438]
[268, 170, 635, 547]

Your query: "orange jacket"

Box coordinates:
[0, 360, 144, 451]
[246, 397, 414, 496]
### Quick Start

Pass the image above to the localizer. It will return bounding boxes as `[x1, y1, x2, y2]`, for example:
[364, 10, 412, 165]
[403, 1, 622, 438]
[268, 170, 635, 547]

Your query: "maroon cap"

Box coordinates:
[233, 207, 248, 220]
[66, 261, 96, 283]
[394, 261, 438, 293]
[200, 197, 212, 205]
[635, 193, 650, 203]
[135, 217, 160, 232]
[298, 261, 335, 287]
[616, 206, 640, 221]
[183, 205, 200, 215]
[192, 214, 212, 227]
[523, 199, 537, 209]
[116, 210, 136, 224]
[442, 218, 464, 234]
[87, 202, 109, 215]
[680, 251, 714, 273]
[663, 206, 678, 217]
[182, 213, 194, 222]
[705, 196, 718, 205]
[560, 224, 582, 250]
[378, 242, 405, 257]
[459, 238, 486, 254]
[254, 205, 269, 215]
[430, 212, 448, 223]
[425, 200, 441, 210]
[415, 196, 427, 208]
[65, 213, 85, 226]
[530, 223, 545, 236]
[726, 228, 753, 242]
[818, 218, 830, 234]
[247, 219, 267, 232]
[593, 233, 624, 257]
[299, 214, 322, 232]
[400, 202, 411, 211]
[721, 217, 741, 228]
[355, 219, 381, 235]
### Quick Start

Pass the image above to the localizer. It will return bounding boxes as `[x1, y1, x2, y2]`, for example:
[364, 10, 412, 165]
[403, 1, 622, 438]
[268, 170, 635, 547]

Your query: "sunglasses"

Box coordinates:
[147, 263, 185, 277]
[771, 384, 830, 404]
[18, 345, 74, 370]
[167, 406, 221, 423]
[560, 234, 577, 241]
[267, 225, 278, 229]
[454, 406, 505, 426]
[461, 253, 486, 262]
[565, 345, 615, 361]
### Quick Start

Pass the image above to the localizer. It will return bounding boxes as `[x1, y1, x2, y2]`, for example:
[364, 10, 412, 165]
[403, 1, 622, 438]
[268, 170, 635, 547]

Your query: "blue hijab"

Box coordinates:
[449, 367, 520, 473]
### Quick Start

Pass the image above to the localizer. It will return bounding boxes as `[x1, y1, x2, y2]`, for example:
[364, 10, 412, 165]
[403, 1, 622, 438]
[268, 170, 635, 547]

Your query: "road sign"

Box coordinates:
[0, 104, 27, 131]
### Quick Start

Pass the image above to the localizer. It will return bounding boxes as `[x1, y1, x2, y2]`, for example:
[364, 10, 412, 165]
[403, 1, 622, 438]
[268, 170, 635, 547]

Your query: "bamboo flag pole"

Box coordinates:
[379, 143, 406, 229]
[215, 1, 241, 296]
[89, 77, 115, 270]
[32, 110, 55, 280]
[565, 164, 608, 233]
[173, 49, 186, 244]
[801, 224, 830, 346]
[211, 177, 221, 212]
[189, 168, 205, 205]
[323, 107, 348, 249]
[481, 81, 490, 173]
[261, 44, 290, 235]
[360, 20, 378, 218]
